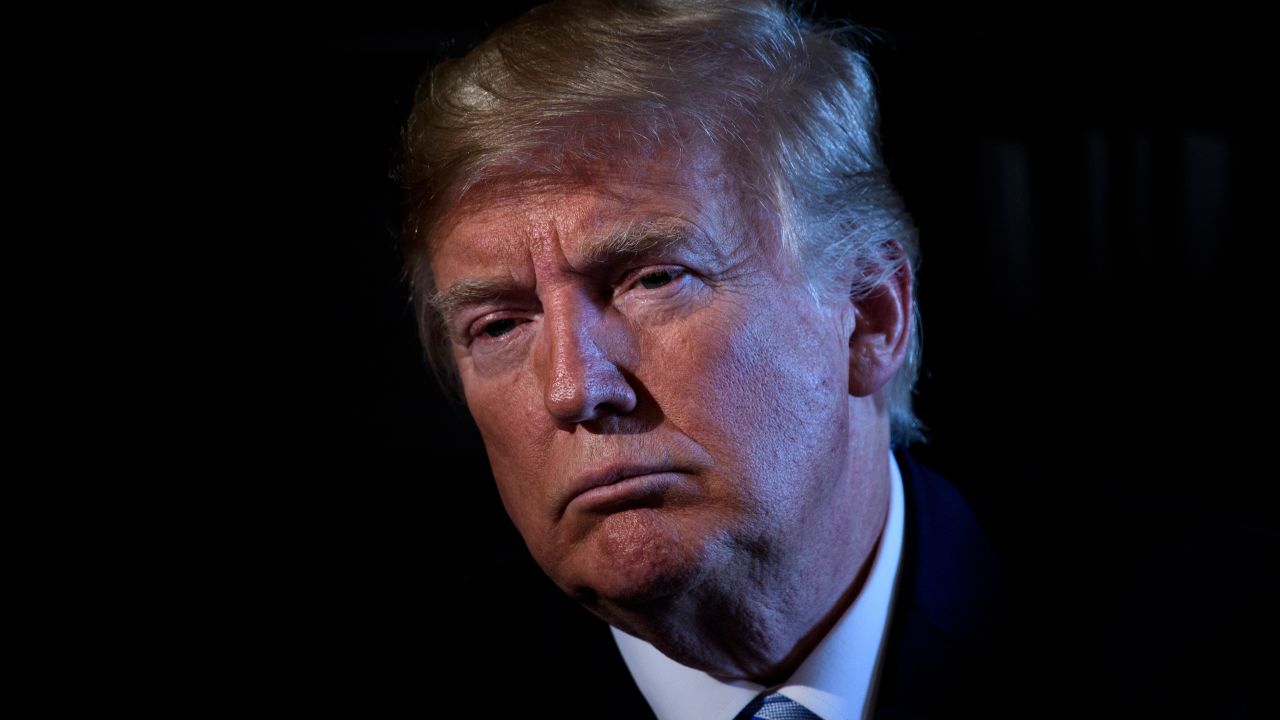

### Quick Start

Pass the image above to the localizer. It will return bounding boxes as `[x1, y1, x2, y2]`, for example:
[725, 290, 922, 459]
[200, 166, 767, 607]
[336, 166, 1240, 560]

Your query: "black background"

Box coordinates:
[8, 3, 1277, 714]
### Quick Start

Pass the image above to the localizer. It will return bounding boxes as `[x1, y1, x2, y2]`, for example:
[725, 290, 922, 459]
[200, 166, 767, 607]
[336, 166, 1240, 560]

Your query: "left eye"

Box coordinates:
[636, 268, 681, 290]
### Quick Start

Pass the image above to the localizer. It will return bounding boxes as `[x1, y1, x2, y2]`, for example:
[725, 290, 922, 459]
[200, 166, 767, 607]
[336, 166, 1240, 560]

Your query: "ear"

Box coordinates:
[848, 261, 914, 398]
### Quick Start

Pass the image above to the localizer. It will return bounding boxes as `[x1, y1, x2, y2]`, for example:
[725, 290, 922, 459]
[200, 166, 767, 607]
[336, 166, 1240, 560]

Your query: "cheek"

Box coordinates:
[659, 303, 848, 490]
[463, 369, 554, 531]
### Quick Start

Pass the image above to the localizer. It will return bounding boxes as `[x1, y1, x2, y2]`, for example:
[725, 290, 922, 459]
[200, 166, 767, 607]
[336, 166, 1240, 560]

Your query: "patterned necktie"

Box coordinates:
[735, 692, 824, 720]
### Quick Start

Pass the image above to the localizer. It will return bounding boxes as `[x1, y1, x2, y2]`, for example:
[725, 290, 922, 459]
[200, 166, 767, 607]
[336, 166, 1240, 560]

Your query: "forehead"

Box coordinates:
[428, 137, 760, 275]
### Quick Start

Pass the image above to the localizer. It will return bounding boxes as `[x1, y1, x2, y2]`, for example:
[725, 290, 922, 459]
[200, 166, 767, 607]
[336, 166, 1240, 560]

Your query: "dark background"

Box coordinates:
[7, 3, 1276, 714]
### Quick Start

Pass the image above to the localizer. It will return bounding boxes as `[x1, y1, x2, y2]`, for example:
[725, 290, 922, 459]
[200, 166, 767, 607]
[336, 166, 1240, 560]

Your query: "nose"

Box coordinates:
[539, 290, 638, 424]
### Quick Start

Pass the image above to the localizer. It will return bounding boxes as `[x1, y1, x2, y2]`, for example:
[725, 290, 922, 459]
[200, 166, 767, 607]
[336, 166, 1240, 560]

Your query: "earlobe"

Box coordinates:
[847, 261, 913, 398]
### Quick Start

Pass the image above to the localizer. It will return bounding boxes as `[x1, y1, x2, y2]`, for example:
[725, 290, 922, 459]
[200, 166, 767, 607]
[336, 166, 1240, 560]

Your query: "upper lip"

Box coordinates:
[559, 463, 681, 518]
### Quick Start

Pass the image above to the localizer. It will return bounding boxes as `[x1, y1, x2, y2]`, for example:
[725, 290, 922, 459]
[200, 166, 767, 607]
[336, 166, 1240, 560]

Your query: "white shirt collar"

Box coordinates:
[612, 452, 906, 720]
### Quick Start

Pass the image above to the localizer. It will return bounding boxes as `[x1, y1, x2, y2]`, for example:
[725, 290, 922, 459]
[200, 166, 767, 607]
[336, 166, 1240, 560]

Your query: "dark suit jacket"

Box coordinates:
[461, 450, 1008, 718]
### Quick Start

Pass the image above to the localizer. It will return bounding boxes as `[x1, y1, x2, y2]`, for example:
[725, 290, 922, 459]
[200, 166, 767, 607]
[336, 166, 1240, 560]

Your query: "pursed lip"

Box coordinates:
[558, 463, 684, 519]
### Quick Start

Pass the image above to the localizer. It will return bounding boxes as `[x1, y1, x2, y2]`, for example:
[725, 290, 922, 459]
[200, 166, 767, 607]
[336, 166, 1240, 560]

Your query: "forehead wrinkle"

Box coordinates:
[430, 146, 754, 321]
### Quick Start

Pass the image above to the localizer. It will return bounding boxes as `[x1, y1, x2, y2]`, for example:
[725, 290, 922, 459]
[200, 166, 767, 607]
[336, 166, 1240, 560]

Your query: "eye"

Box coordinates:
[623, 266, 691, 295]
[637, 268, 680, 290]
[480, 318, 520, 338]
[466, 313, 528, 344]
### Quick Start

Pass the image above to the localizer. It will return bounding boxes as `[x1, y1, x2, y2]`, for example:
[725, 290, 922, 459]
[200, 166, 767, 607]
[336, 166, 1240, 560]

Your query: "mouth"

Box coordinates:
[560, 465, 687, 518]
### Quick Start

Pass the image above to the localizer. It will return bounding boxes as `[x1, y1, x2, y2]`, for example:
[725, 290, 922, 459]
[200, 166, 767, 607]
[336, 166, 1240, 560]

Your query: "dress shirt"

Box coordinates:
[612, 452, 906, 720]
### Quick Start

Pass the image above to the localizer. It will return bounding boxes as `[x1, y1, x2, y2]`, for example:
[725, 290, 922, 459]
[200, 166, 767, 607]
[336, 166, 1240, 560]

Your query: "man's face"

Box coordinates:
[429, 141, 860, 623]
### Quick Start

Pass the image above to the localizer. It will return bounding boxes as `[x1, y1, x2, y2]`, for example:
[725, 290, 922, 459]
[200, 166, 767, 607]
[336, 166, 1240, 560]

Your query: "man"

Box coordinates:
[399, 1, 1003, 716]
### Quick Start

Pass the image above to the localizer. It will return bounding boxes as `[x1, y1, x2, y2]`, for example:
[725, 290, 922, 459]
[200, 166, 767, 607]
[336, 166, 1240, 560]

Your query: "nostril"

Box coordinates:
[544, 350, 638, 423]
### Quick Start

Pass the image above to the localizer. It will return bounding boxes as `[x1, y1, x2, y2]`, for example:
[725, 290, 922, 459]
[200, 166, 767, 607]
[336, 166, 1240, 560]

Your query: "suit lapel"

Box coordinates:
[874, 451, 1006, 717]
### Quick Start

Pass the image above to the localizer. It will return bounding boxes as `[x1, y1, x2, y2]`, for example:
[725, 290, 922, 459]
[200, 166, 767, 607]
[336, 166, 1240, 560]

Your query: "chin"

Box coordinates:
[557, 507, 712, 610]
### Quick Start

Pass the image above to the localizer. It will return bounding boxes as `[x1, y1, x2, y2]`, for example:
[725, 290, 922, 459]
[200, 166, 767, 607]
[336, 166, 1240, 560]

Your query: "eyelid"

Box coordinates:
[616, 264, 689, 293]
[464, 310, 529, 344]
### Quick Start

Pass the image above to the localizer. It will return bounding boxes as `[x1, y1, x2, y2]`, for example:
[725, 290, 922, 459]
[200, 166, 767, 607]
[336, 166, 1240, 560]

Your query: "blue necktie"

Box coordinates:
[736, 692, 823, 720]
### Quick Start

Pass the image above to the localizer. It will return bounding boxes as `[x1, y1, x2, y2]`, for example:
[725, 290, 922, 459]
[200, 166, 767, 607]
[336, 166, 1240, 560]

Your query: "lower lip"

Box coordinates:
[568, 472, 685, 514]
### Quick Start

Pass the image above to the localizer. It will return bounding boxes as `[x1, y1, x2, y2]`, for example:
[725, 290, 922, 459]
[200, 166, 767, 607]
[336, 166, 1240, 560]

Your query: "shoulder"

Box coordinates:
[875, 450, 1008, 716]
[887, 451, 1279, 717]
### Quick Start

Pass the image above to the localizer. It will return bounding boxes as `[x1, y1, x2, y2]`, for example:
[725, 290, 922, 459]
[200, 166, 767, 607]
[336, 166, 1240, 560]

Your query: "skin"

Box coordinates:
[429, 137, 913, 683]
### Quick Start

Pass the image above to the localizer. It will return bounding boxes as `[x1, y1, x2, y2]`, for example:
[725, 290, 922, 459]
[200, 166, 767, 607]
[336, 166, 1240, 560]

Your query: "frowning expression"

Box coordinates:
[429, 141, 858, 621]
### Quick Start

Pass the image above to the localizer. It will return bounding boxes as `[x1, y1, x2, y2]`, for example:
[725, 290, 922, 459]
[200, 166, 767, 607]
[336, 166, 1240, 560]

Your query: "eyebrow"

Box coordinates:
[430, 277, 524, 331]
[578, 218, 696, 268]
[432, 219, 704, 328]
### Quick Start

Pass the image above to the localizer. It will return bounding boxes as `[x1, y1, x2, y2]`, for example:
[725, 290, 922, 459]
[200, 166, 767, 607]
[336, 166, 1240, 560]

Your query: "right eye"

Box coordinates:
[480, 318, 520, 338]
[466, 312, 530, 345]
